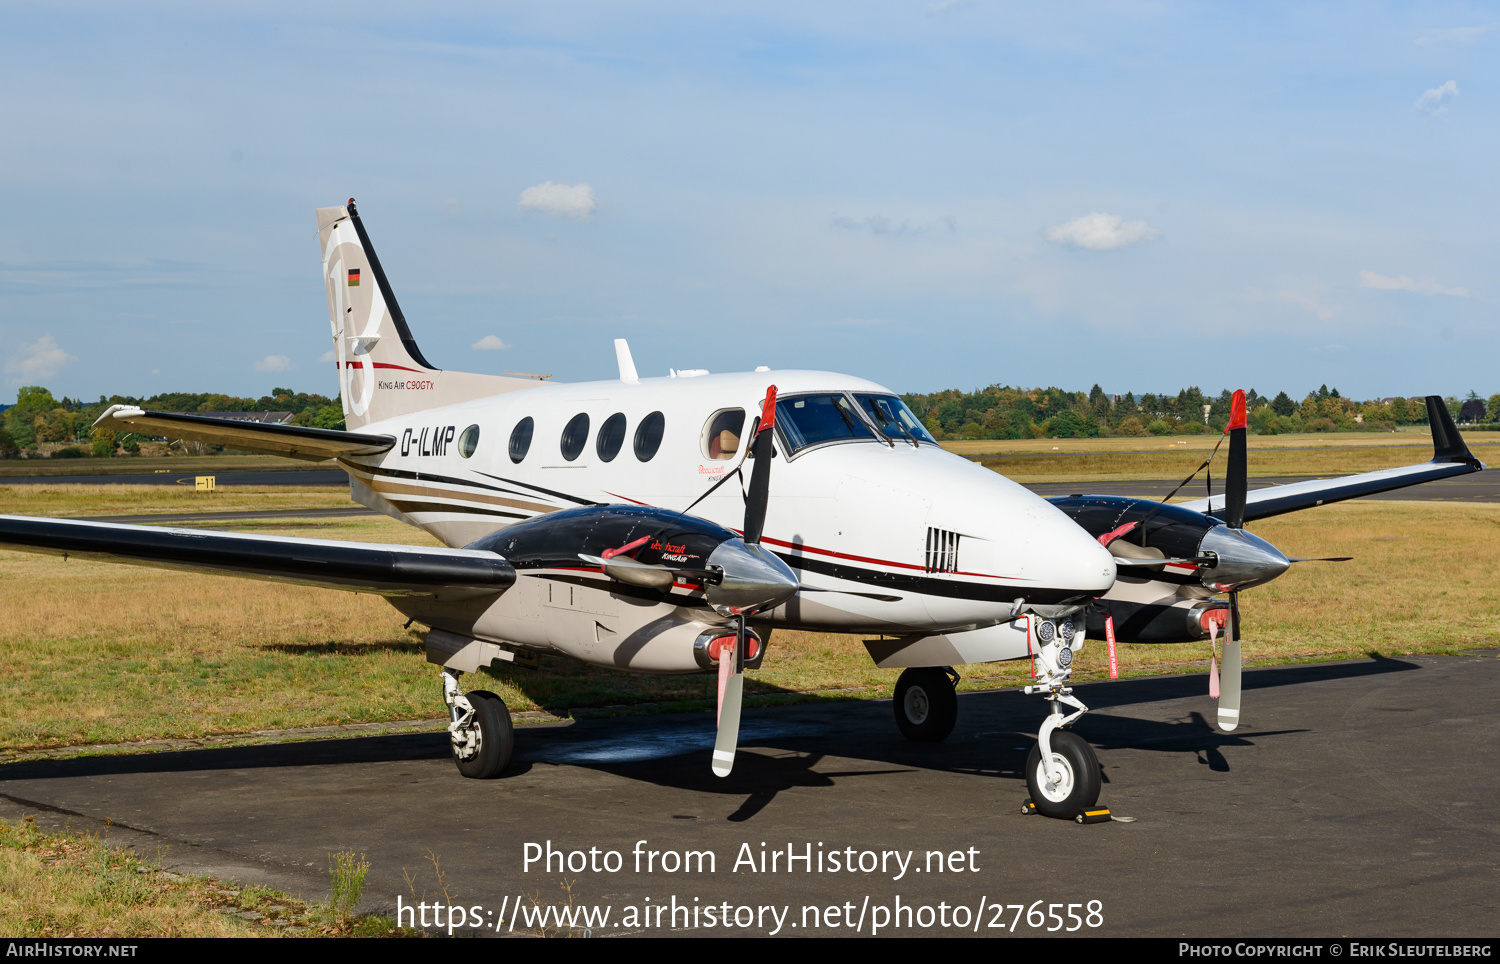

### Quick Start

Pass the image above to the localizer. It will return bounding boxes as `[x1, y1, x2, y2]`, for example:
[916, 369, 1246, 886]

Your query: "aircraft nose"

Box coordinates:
[1024, 510, 1118, 594]
[704, 539, 800, 615]
[1198, 525, 1290, 591]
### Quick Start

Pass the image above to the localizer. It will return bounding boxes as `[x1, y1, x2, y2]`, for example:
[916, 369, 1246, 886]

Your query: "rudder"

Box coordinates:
[317, 199, 539, 429]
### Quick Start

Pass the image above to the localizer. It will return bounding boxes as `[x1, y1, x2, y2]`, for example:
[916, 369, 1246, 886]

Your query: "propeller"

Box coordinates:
[1216, 390, 1247, 732]
[710, 384, 784, 777]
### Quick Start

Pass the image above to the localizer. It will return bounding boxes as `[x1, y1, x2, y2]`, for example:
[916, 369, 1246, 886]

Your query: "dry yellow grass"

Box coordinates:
[0, 497, 1491, 752]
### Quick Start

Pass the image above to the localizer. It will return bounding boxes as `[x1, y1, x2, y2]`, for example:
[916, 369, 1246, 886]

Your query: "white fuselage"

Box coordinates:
[340, 369, 1117, 667]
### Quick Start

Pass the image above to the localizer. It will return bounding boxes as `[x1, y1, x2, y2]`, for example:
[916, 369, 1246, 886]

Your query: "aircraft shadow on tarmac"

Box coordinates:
[0, 655, 1419, 821]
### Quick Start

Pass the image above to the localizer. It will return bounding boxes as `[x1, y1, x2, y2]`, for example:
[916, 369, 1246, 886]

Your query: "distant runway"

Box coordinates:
[4, 469, 349, 487]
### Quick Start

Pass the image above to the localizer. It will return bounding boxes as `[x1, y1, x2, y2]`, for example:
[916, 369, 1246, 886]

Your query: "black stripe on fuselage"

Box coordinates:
[779, 552, 1086, 606]
[476, 472, 599, 506]
[350, 462, 572, 505]
[385, 499, 530, 520]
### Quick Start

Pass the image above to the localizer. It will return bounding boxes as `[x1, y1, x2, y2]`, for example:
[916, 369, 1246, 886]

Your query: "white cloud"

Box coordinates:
[472, 335, 510, 350]
[252, 354, 292, 372]
[1415, 80, 1459, 114]
[518, 182, 597, 220]
[1044, 212, 1160, 251]
[1417, 25, 1495, 45]
[318, 349, 336, 363]
[5, 334, 75, 382]
[1360, 269, 1470, 297]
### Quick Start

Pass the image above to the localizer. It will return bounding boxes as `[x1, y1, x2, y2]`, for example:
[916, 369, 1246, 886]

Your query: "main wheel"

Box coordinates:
[893, 667, 958, 743]
[452, 690, 514, 779]
[1024, 730, 1101, 819]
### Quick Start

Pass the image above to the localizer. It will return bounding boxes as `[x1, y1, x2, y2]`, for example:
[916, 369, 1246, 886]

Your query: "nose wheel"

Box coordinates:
[443, 669, 514, 779]
[1024, 730, 1100, 818]
[893, 667, 959, 742]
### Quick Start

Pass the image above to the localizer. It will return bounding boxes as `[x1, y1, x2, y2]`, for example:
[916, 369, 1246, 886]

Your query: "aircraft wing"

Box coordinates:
[1177, 396, 1484, 523]
[0, 515, 514, 599]
[94, 405, 395, 461]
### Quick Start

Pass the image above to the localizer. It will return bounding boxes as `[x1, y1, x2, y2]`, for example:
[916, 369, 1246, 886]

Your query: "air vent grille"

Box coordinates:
[925, 528, 960, 574]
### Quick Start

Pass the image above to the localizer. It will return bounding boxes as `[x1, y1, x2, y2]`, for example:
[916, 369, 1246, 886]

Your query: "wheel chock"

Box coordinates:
[1074, 806, 1112, 824]
[1021, 799, 1038, 815]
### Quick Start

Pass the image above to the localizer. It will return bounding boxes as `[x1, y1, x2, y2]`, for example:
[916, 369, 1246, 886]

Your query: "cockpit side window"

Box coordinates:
[701, 409, 746, 460]
[775, 394, 875, 456]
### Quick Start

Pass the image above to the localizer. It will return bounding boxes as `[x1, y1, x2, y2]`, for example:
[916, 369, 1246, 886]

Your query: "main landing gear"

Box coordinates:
[894, 667, 959, 743]
[1019, 607, 1103, 820]
[443, 668, 514, 779]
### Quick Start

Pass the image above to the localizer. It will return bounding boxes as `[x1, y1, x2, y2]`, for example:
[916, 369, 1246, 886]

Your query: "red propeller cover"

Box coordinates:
[1226, 390, 1247, 432]
[758, 385, 778, 434]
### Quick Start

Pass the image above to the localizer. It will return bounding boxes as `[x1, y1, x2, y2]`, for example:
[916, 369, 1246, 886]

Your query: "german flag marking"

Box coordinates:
[348, 268, 361, 286]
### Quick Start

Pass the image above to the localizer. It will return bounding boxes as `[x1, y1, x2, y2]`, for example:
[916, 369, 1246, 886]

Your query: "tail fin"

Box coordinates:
[317, 200, 540, 429]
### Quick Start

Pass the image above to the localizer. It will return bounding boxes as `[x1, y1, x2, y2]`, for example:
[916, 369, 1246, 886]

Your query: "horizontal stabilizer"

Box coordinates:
[0, 515, 514, 599]
[94, 406, 395, 461]
[1180, 396, 1484, 523]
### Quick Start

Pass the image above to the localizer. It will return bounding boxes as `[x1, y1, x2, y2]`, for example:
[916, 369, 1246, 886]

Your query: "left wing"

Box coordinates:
[1177, 396, 1483, 523]
[0, 515, 513, 599]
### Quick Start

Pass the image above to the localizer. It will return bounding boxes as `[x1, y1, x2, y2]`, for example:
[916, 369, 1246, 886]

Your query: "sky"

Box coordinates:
[2, 2, 1497, 404]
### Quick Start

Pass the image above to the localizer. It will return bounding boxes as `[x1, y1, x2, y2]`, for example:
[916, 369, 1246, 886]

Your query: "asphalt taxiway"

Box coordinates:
[3, 653, 1498, 937]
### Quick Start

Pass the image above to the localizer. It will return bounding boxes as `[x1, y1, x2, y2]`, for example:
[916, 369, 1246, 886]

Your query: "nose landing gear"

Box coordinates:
[442, 668, 514, 779]
[1021, 608, 1103, 820]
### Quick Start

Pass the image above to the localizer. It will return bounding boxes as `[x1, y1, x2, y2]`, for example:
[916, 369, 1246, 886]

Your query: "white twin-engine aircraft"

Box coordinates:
[0, 200, 1482, 821]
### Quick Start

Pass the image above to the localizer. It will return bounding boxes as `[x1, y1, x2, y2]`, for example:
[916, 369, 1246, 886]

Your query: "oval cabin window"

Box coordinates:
[458, 424, 480, 459]
[561, 413, 590, 461]
[634, 411, 665, 462]
[597, 413, 627, 462]
[508, 417, 533, 464]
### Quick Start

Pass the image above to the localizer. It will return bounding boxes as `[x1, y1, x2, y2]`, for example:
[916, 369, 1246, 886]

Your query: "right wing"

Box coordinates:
[0, 515, 513, 599]
[1177, 396, 1484, 523]
[94, 405, 395, 462]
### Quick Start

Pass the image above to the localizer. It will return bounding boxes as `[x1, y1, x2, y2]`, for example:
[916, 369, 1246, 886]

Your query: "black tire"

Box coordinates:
[1024, 730, 1100, 819]
[893, 668, 957, 743]
[453, 690, 514, 779]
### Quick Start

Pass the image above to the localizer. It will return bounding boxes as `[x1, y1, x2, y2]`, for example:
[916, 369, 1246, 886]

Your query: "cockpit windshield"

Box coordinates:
[853, 394, 936, 445]
[775, 394, 874, 455]
[773, 392, 936, 456]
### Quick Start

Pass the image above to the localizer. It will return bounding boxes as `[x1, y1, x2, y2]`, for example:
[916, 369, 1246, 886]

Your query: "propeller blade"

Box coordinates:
[1287, 556, 1353, 563]
[1217, 590, 1242, 732]
[1225, 389, 1247, 530]
[712, 616, 746, 777]
[742, 385, 778, 546]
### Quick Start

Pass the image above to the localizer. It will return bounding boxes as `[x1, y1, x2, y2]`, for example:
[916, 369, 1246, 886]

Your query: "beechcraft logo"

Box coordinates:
[347, 268, 361, 286]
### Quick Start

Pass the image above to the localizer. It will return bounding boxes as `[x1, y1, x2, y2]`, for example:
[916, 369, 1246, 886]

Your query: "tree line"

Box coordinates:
[0, 386, 344, 458]
[900, 384, 1500, 440]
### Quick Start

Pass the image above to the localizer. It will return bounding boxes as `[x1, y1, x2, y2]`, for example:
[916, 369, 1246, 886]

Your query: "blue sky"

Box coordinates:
[2, 2, 1497, 403]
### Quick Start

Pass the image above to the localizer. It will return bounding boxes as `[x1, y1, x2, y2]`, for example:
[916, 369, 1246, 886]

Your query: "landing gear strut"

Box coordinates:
[1020, 607, 1102, 819]
[442, 668, 513, 779]
[894, 666, 959, 742]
